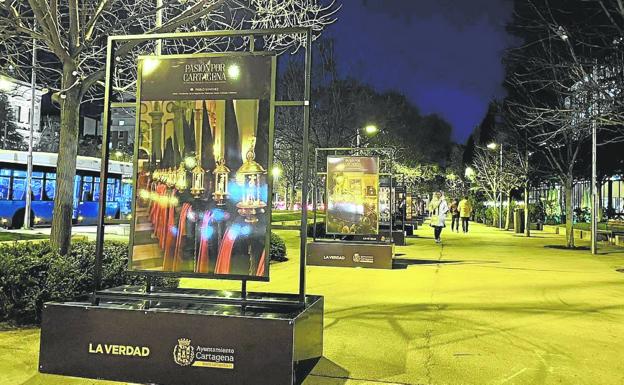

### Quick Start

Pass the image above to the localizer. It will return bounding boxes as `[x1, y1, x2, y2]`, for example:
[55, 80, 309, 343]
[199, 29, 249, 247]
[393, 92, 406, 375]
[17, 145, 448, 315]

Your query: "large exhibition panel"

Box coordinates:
[131, 53, 275, 280]
[325, 156, 379, 235]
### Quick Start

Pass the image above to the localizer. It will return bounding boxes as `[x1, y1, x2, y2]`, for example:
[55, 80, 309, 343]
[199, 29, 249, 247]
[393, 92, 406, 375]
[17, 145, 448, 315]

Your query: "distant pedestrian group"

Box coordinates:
[429, 192, 473, 243]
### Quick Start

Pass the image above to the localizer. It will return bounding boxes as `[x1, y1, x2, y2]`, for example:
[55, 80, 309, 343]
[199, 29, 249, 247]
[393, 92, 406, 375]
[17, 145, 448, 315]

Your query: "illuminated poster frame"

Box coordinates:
[129, 52, 276, 281]
[325, 156, 380, 235]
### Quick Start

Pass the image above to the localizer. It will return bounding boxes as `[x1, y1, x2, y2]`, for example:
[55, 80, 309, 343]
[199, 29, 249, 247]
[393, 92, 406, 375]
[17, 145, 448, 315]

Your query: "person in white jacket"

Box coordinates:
[428, 191, 449, 243]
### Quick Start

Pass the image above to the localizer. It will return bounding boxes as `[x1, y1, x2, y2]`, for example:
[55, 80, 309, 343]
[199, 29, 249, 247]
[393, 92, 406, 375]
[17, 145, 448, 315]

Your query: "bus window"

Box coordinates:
[81, 176, 94, 201]
[82, 184, 93, 201]
[106, 179, 117, 201]
[115, 179, 122, 199]
[93, 179, 100, 202]
[0, 175, 9, 200]
[45, 179, 56, 200]
[31, 178, 43, 201]
[120, 182, 133, 214]
[12, 178, 26, 200]
[73, 175, 81, 206]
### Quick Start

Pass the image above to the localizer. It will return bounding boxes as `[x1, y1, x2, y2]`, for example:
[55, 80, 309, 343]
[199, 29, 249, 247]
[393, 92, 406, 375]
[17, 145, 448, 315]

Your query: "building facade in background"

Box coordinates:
[0, 74, 45, 146]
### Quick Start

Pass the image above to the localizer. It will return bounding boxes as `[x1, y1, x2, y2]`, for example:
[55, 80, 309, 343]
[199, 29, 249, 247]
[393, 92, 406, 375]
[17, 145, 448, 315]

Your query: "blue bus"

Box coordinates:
[0, 150, 133, 228]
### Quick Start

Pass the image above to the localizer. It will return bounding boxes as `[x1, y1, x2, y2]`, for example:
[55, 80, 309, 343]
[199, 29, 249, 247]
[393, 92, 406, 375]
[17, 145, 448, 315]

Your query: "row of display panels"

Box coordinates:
[124, 52, 409, 282]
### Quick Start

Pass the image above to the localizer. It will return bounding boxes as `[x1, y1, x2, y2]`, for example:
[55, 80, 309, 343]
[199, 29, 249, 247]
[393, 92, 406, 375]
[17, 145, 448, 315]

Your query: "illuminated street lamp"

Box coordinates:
[213, 158, 230, 205]
[271, 165, 282, 179]
[357, 124, 379, 148]
[364, 124, 379, 135]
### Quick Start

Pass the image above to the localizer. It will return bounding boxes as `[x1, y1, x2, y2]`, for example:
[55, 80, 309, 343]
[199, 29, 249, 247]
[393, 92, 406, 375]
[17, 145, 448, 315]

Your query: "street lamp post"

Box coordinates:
[590, 67, 598, 255]
[24, 35, 37, 230]
[557, 25, 599, 253]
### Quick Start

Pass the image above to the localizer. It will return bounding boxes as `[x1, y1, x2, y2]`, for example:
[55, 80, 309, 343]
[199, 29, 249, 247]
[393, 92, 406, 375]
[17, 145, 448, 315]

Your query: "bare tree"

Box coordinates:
[394, 162, 444, 196]
[444, 172, 470, 201]
[274, 38, 376, 210]
[471, 147, 501, 227]
[471, 146, 523, 229]
[0, 0, 338, 254]
[504, 0, 624, 247]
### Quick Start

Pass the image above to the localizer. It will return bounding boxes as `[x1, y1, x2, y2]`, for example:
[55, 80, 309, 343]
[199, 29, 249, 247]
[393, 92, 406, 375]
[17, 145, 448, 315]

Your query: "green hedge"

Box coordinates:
[0, 240, 177, 325]
[269, 233, 288, 262]
[0, 234, 288, 325]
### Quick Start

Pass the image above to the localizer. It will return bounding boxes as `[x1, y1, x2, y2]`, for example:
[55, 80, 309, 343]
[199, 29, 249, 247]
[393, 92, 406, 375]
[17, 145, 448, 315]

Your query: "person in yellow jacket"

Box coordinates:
[458, 196, 473, 233]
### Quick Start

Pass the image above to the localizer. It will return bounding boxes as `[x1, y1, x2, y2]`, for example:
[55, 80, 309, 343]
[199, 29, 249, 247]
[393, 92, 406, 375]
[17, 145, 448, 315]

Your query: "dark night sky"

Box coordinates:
[327, 0, 516, 143]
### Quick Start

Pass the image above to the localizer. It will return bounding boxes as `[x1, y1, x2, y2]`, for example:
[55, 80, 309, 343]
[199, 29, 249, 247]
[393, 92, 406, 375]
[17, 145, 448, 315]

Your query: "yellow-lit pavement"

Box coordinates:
[2, 223, 624, 385]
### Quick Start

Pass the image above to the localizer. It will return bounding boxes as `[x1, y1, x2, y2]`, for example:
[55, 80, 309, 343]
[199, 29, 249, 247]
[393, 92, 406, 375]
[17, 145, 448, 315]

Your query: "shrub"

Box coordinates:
[269, 233, 288, 262]
[528, 202, 545, 224]
[472, 200, 487, 223]
[0, 240, 178, 325]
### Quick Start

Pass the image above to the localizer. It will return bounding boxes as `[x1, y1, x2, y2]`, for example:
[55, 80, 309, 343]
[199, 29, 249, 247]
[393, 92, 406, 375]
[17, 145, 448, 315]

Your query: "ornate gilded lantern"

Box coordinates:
[166, 168, 175, 188]
[191, 156, 205, 197]
[175, 162, 187, 191]
[213, 158, 230, 205]
[236, 138, 267, 223]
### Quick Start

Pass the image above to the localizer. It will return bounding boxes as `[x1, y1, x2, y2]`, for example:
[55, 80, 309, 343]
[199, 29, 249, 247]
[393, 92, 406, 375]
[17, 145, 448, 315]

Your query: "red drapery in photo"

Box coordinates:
[196, 211, 213, 273]
[214, 227, 236, 274]
[161, 189, 177, 271]
[173, 203, 192, 272]
[255, 250, 266, 277]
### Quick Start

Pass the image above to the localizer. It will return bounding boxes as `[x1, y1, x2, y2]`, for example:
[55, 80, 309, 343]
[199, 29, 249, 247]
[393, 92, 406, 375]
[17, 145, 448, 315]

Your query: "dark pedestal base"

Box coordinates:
[392, 230, 406, 245]
[405, 224, 414, 236]
[39, 289, 323, 385]
[307, 240, 394, 269]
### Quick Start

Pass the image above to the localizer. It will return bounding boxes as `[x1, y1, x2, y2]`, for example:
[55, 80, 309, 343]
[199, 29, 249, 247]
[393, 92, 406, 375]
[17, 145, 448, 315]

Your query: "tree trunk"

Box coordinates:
[505, 192, 513, 230]
[564, 177, 575, 248]
[491, 190, 497, 227]
[284, 181, 290, 210]
[50, 66, 80, 255]
[524, 184, 531, 237]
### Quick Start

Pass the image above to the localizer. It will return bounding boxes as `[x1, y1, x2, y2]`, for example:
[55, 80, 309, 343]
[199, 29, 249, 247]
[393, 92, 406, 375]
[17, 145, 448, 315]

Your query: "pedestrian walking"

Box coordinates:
[458, 196, 473, 233]
[429, 191, 448, 243]
[450, 198, 460, 232]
